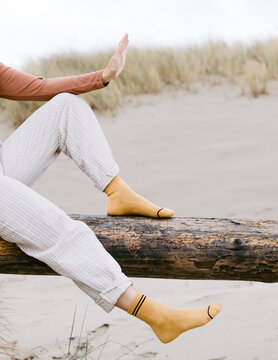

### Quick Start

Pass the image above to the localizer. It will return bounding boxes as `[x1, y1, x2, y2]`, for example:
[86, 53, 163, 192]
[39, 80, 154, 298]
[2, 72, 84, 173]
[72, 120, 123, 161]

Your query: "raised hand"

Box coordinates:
[102, 33, 129, 84]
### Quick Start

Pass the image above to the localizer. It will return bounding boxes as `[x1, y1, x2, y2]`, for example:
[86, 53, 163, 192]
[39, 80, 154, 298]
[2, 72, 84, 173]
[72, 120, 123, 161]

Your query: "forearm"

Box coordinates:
[0, 62, 110, 101]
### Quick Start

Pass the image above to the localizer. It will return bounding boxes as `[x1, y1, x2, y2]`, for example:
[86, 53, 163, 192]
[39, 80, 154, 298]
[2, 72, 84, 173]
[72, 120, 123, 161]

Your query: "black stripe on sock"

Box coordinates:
[132, 295, 144, 316]
[157, 208, 163, 218]
[134, 295, 146, 317]
[207, 305, 213, 319]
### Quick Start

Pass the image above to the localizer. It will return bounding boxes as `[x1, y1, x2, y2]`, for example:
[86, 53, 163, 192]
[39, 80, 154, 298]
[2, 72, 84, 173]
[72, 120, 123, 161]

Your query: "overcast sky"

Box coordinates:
[1, 0, 278, 69]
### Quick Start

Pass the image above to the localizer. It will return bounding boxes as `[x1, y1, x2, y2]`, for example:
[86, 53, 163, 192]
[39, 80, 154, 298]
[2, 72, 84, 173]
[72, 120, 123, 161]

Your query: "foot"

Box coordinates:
[104, 175, 175, 218]
[151, 302, 222, 343]
[128, 292, 222, 344]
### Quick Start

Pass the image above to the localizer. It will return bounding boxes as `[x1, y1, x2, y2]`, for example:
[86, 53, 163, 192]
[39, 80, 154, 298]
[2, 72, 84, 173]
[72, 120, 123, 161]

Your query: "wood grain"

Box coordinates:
[0, 215, 277, 282]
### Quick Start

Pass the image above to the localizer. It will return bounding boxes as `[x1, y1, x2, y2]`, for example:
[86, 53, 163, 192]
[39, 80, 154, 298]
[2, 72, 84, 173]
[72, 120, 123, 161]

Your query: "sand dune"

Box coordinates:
[0, 83, 278, 359]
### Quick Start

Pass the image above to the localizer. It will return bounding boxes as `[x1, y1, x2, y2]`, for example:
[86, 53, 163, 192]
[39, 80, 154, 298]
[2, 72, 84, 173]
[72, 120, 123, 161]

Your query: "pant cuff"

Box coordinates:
[95, 278, 133, 313]
[95, 162, 120, 192]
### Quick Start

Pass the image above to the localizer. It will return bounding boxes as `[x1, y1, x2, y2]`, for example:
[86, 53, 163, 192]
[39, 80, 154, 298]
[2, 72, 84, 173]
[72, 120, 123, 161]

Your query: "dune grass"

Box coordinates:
[60, 304, 110, 360]
[0, 299, 18, 359]
[0, 303, 110, 359]
[1, 38, 278, 128]
[2, 303, 139, 360]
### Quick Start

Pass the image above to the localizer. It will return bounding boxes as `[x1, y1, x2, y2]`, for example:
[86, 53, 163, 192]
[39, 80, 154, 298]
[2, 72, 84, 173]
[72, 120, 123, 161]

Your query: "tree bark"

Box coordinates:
[0, 215, 277, 282]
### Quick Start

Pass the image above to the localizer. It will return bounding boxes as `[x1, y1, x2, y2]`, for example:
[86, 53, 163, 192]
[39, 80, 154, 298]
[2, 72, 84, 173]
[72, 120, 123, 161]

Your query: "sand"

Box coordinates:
[0, 82, 278, 359]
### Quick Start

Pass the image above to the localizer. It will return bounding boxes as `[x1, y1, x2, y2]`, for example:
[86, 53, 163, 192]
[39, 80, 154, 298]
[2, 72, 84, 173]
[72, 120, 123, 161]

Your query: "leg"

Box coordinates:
[0, 173, 221, 342]
[0, 174, 132, 313]
[0, 92, 174, 218]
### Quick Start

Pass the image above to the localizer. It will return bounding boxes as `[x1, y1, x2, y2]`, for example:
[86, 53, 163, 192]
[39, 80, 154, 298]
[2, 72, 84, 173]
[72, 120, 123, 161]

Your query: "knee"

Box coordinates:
[51, 92, 89, 110]
[51, 92, 78, 102]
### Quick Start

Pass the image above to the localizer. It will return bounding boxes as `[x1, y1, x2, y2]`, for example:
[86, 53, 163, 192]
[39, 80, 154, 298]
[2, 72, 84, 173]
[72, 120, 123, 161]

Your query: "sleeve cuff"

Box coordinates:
[97, 69, 110, 89]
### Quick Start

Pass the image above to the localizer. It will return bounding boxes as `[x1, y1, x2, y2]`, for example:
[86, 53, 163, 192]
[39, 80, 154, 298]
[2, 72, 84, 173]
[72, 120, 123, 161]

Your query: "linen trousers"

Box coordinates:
[0, 92, 132, 313]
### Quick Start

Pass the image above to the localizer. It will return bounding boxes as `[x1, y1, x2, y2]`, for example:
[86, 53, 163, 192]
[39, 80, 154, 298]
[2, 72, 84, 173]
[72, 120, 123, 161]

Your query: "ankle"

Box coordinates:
[115, 285, 138, 311]
[104, 175, 121, 196]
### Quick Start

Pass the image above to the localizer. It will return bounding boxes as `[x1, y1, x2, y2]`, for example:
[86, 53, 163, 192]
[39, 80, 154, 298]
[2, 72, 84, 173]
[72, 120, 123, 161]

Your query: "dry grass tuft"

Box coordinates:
[244, 59, 268, 97]
[1, 39, 278, 127]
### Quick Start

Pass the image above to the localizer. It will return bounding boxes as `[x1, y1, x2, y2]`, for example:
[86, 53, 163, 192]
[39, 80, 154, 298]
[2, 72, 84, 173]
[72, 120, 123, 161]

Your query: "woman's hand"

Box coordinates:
[102, 33, 129, 84]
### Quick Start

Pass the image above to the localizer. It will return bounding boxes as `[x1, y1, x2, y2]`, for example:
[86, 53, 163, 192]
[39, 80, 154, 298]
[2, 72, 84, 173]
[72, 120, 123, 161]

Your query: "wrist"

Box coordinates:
[102, 68, 112, 85]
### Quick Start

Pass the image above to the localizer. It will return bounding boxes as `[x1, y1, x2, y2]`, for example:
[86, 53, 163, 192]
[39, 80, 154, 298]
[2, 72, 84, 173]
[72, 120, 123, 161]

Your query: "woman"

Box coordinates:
[0, 33, 221, 344]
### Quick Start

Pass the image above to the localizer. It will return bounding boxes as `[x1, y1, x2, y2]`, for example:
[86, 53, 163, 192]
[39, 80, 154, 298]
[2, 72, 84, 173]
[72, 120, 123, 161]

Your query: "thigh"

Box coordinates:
[0, 174, 68, 248]
[0, 173, 101, 273]
[0, 173, 130, 302]
[0, 94, 67, 186]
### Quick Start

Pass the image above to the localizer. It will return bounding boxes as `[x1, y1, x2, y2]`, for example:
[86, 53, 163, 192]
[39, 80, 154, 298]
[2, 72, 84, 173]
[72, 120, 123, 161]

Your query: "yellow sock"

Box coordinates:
[104, 175, 175, 218]
[127, 292, 222, 344]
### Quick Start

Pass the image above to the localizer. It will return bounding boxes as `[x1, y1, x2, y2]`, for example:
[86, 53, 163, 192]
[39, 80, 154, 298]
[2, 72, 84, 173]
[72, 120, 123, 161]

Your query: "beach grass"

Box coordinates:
[0, 303, 111, 359]
[0, 300, 18, 359]
[1, 38, 278, 128]
[62, 304, 110, 360]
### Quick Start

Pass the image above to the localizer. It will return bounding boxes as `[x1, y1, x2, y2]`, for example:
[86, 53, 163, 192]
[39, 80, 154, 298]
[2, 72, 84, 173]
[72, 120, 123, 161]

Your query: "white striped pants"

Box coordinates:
[0, 92, 132, 313]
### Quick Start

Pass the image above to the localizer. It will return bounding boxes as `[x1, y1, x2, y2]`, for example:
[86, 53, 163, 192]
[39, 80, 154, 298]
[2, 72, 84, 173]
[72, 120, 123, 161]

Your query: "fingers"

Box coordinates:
[118, 35, 128, 52]
[117, 33, 129, 54]
[121, 33, 129, 44]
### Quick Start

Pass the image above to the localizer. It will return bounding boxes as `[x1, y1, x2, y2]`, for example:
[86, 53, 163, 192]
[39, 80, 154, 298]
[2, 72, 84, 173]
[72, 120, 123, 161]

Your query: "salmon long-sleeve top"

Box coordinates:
[0, 61, 109, 101]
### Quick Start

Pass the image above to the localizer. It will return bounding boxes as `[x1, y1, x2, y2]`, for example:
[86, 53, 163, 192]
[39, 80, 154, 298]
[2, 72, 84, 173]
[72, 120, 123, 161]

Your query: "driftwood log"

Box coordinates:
[0, 215, 277, 283]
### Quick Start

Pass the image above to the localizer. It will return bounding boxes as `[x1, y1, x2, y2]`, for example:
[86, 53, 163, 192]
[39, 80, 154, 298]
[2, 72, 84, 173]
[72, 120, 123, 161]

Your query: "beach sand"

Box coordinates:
[0, 82, 278, 359]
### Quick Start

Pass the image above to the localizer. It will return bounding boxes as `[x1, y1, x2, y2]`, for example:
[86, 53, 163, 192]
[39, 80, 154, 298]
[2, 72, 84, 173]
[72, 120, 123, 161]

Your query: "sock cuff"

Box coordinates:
[103, 175, 119, 195]
[127, 291, 147, 316]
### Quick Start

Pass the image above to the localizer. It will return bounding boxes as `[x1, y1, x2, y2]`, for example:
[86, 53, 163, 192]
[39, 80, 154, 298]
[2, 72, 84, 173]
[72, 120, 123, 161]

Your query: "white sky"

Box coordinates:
[1, 0, 278, 69]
